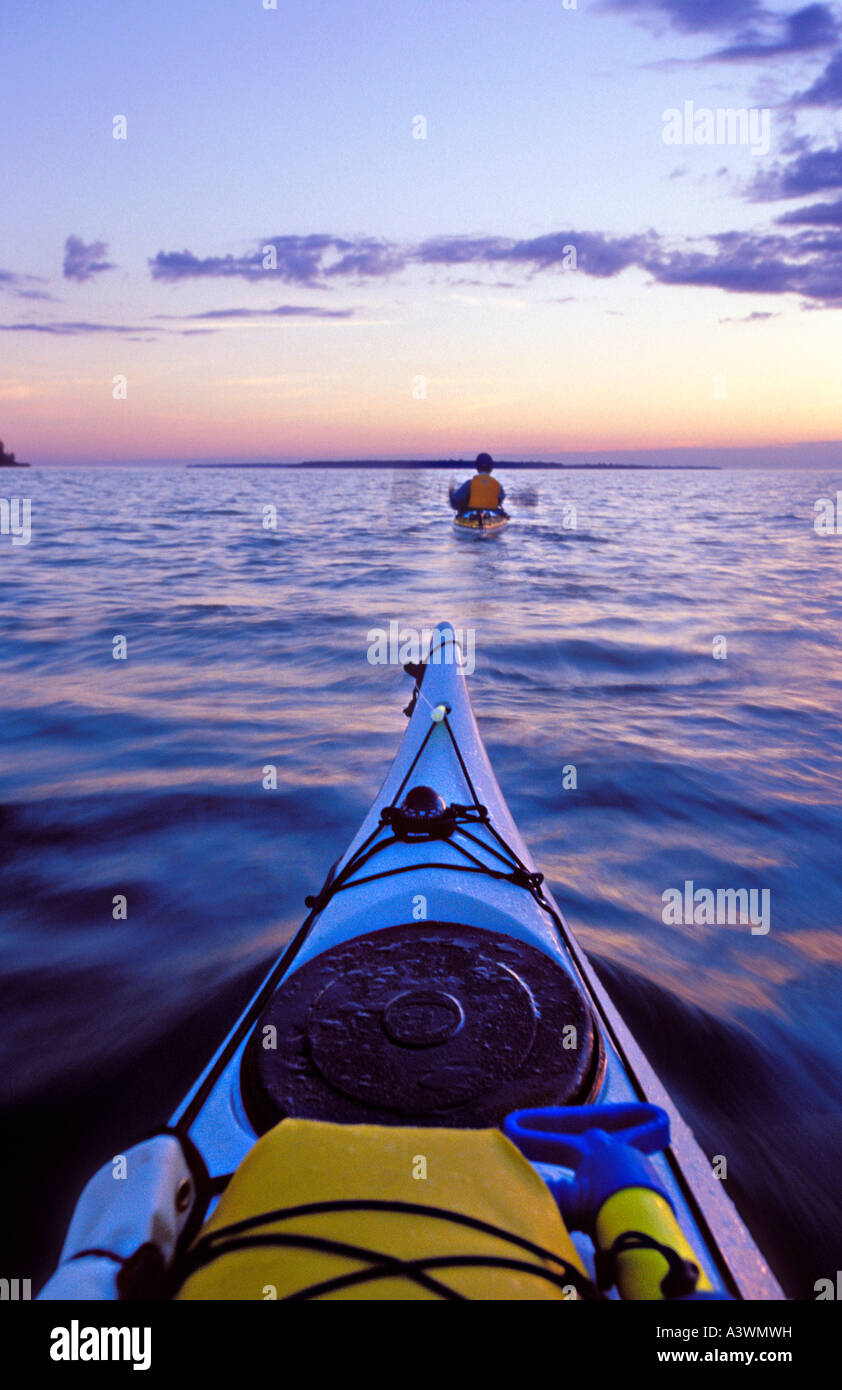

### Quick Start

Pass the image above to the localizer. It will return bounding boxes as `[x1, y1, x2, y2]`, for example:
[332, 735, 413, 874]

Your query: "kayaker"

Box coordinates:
[450, 452, 506, 515]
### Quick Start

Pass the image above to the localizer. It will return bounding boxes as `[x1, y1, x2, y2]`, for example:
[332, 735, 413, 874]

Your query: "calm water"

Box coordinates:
[2, 465, 841, 1297]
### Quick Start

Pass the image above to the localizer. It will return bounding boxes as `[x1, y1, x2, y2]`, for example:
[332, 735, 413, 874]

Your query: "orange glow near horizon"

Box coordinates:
[4, 283, 841, 464]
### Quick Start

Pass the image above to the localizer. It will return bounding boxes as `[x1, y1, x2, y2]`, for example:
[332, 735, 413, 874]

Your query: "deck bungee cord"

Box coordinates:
[170, 1196, 601, 1301]
[304, 711, 571, 925]
[176, 678, 600, 1138]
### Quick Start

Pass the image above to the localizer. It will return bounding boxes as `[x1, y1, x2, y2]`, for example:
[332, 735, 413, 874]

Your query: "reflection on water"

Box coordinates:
[1, 464, 841, 1295]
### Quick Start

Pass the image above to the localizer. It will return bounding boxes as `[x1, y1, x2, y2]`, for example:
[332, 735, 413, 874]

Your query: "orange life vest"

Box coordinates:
[468, 474, 502, 509]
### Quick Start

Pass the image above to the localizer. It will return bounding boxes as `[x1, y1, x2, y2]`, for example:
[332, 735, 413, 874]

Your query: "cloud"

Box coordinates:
[149, 236, 404, 286]
[604, 0, 763, 35]
[646, 231, 798, 293]
[776, 194, 842, 224]
[0, 319, 221, 337]
[645, 226, 842, 301]
[450, 277, 521, 288]
[0, 296, 360, 337]
[12, 288, 58, 302]
[413, 234, 516, 266]
[63, 236, 115, 283]
[417, 222, 842, 303]
[417, 230, 656, 277]
[705, 4, 838, 60]
[751, 138, 842, 198]
[323, 242, 406, 279]
[794, 45, 842, 101]
[146, 214, 842, 307]
[0, 269, 56, 300]
[0, 303, 355, 336]
[150, 249, 255, 281]
[156, 304, 355, 320]
[154, 230, 655, 291]
[0, 320, 149, 335]
[719, 309, 781, 320]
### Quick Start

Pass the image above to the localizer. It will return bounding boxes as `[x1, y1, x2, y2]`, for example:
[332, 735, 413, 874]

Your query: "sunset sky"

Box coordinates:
[2, 0, 841, 464]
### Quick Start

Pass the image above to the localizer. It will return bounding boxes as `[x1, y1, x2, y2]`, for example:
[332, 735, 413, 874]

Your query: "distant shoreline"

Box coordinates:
[187, 460, 720, 471]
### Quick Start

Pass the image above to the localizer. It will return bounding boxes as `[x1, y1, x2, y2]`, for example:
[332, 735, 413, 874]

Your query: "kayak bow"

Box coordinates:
[39, 623, 782, 1301]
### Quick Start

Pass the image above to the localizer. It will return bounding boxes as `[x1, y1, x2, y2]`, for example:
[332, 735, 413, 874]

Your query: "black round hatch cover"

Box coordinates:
[241, 922, 601, 1132]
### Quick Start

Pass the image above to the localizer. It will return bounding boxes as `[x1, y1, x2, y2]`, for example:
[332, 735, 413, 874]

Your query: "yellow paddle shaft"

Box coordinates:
[595, 1187, 712, 1300]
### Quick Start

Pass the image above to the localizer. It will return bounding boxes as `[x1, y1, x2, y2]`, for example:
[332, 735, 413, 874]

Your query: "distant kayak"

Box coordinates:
[453, 509, 509, 535]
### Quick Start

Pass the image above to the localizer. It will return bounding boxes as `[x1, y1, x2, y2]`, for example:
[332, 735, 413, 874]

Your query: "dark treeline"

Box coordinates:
[189, 459, 719, 470]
